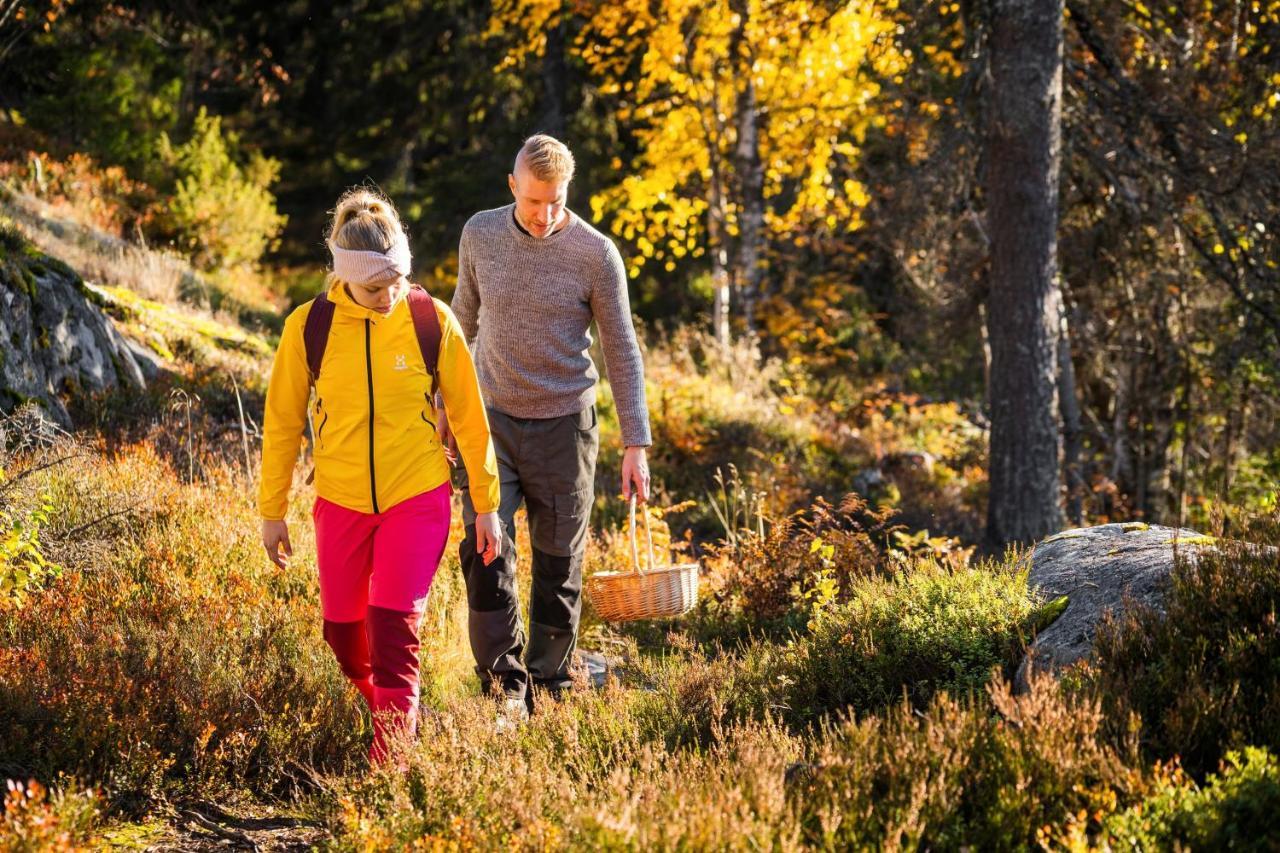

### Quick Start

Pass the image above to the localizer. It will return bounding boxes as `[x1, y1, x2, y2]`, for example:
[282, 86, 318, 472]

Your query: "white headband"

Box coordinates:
[328, 233, 412, 285]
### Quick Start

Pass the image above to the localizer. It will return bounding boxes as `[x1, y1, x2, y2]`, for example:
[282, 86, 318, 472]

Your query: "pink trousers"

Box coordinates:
[313, 482, 450, 764]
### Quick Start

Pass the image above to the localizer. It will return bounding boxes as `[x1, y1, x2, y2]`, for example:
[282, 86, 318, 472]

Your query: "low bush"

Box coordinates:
[593, 327, 864, 537]
[0, 442, 366, 811]
[773, 556, 1042, 723]
[800, 673, 1150, 850]
[0, 778, 100, 852]
[0, 149, 153, 237]
[620, 552, 1045, 736]
[0, 423, 533, 815]
[1088, 519, 1280, 777]
[689, 493, 899, 641]
[1087, 747, 1280, 850]
[324, 671, 1152, 851]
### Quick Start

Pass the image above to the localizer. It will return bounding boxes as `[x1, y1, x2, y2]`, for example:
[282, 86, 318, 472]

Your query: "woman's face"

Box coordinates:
[347, 274, 409, 314]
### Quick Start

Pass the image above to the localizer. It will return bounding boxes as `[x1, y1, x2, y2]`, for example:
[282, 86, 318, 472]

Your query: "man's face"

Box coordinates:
[348, 274, 409, 314]
[508, 165, 568, 238]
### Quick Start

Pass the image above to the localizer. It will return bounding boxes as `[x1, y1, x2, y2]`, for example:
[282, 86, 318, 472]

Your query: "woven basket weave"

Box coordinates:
[586, 495, 699, 622]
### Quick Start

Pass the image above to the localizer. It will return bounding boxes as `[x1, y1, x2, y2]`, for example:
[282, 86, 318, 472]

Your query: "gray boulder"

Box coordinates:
[1, 225, 144, 427]
[1016, 522, 1218, 690]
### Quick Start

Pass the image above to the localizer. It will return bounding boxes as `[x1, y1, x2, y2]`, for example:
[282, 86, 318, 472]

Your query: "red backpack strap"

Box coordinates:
[406, 285, 442, 396]
[303, 292, 336, 384]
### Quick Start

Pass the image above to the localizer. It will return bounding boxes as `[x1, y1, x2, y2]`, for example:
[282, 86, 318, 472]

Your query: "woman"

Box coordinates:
[258, 188, 502, 764]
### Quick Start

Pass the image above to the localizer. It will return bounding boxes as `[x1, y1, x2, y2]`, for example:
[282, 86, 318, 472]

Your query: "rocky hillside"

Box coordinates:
[0, 220, 146, 426]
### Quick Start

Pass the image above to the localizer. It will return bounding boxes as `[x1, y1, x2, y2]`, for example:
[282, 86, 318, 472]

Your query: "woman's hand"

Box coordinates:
[262, 519, 293, 569]
[475, 511, 503, 566]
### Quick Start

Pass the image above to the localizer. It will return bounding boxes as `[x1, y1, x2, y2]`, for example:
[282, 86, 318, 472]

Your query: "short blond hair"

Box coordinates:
[516, 134, 575, 183]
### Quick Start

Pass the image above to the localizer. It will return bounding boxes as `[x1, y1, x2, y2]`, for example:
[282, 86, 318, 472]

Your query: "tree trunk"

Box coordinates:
[701, 61, 732, 351]
[729, 0, 764, 337]
[540, 7, 567, 138]
[1109, 358, 1136, 519]
[983, 0, 1066, 547]
[1057, 292, 1084, 526]
[706, 179, 732, 350]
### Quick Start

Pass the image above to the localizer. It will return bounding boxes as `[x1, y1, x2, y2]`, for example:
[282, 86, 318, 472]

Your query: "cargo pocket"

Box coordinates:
[551, 486, 594, 556]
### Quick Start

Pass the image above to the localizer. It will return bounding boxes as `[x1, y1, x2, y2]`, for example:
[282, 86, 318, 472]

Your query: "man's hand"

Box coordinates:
[621, 445, 651, 503]
[475, 511, 503, 566]
[437, 403, 458, 466]
[262, 519, 293, 569]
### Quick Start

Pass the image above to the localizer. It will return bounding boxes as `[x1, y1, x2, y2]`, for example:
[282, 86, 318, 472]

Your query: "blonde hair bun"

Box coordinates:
[328, 188, 405, 254]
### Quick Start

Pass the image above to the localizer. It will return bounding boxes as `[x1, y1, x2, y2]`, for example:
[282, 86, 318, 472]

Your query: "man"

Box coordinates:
[441, 133, 652, 719]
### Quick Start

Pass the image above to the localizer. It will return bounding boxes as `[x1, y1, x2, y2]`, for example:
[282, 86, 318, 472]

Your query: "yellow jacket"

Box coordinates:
[258, 281, 500, 520]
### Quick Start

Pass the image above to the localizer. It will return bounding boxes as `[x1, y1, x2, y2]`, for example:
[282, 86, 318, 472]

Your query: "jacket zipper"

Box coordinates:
[365, 318, 379, 513]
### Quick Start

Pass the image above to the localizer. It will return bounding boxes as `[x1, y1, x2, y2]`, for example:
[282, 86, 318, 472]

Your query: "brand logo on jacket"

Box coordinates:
[394, 354, 408, 371]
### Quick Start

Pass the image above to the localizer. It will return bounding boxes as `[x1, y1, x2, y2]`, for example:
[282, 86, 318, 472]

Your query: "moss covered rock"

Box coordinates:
[1015, 523, 1220, 690]
[0, 220, 144, 426]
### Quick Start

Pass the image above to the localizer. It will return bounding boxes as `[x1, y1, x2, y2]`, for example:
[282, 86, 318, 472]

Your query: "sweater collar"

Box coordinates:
[503, 203, 579, 246]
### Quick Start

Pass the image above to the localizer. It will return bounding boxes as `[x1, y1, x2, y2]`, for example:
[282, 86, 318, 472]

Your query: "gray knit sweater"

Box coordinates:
[451, 204, 652, 447]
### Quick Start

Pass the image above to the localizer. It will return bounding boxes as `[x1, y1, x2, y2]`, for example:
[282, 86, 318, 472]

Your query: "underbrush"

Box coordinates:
[1, 180, 283, 333]
[0, 440, 360, 812]
[0, 778, 100, 852]
[1, 417, 1277, 850]
[1086, 518, 1280, 778]
[0, 424, 527, 815]
[323, 671, 1153, 851]
[593, 327, 987, 544]
[1090, 746, 1280, 850]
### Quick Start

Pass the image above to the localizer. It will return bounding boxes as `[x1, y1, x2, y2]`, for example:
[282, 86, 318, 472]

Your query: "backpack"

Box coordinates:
[302, 284, 442, 396]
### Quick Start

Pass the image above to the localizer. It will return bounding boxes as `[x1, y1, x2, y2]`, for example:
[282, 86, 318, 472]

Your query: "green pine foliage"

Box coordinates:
[153, 109, 286, 271]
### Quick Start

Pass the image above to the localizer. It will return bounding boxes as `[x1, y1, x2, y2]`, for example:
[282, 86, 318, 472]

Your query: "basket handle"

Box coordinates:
[628, 494, 657, 575]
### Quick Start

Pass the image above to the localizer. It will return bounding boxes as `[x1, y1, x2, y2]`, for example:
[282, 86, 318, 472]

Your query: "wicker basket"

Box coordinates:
[586, 495, 699, 622]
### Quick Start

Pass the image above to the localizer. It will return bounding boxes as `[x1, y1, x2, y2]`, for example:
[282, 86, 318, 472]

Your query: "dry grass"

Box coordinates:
[317, 669, 1153, 851]
[0, 186, 282, 330]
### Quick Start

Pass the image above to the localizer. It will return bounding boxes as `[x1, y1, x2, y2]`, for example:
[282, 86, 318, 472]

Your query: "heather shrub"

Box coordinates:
[1088, 519, 1280, 777]
[0, 443, 367, 810]
[0, 416, 516, 810]
[798, 673, 1150, 850]
[621, 553, 1045, 737]
[1095, 747, 1280, 850]
[325, 670, 1153, 851]
[325, 689, 807, 851]
[0, 440, 355, 809]
[625, 635, 784, 748]
[772, 556, 1042, 723]
[690, 493, 899, 641]
[0, 778, 100, 852]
